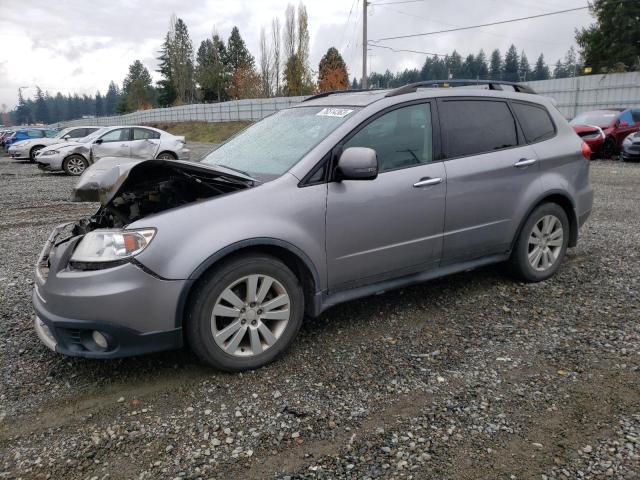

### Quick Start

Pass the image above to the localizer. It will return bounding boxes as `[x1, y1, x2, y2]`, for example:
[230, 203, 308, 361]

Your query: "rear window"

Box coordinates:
[439, 100, 518, 158]
[512, 102, 556, 143]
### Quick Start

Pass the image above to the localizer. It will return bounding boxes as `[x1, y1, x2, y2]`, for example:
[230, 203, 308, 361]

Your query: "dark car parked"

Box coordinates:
[570, 109, 640, 158]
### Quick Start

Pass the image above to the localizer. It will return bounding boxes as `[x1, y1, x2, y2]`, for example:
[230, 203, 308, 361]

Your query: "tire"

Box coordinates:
[62, 155, 88, 176]
[156, 151, 177, 160]
[29, 145, 44, 163]
[602, 137, 616, 159]
[186, 254, 304, 371]
[509, 203, 570, 283]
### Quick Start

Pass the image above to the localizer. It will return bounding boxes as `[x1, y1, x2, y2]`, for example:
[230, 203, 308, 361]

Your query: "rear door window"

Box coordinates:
[27, 130, 44, 138]
[133, 128, 160, 140]
[511, 102, 556, 143]
[439, 99, 518, 158]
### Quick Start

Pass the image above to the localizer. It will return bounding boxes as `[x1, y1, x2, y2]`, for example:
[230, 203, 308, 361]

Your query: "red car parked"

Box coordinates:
[570, 109, 640, 158]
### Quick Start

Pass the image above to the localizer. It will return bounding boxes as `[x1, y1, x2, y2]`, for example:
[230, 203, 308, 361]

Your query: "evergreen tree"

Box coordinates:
[475, 50, 489, 79]
[156, 16, 195, 105]
[104, 81, 120, 115]
[503, 44, 520, 82]
[490, 49, 502, 80]
[196, 34, 230, 102]
[227, 26, 255, 72]
[576, 0, 640, 73]
[351, 77, 359, 89]
[15, 90, 31, 125]
[121, 60, 155, 112]
[518, 52, 531, 81]
[95, 91, 104, 116]
[318, 47, 349, 92]
[157, 31, 177, 106]
[34, 87, 49, 124]
[532, 54, 550, 80]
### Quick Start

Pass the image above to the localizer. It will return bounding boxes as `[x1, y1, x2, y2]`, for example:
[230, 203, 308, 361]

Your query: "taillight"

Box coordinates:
[581, 141, 591, 160]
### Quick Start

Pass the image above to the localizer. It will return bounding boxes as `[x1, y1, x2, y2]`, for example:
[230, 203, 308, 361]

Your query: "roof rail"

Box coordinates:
[302, 88, 382, 102]
[385, 79, 536, 97]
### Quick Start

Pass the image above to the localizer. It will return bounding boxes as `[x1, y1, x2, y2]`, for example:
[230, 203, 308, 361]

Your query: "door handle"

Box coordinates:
[413, 177, 443, 188]
[514, 158, 537, 168]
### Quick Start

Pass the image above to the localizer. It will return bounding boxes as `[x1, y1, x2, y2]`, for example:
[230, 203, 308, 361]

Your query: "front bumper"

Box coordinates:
[32, 224, 187, 359]
[177, 147, 190, 160]
[36, 153, 65, 170]
[8, 145, 29, 159]
[621, 146, 640, 161]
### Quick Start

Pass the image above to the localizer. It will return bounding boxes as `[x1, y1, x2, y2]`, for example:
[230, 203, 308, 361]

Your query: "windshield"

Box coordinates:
[201, 106, 359, 181]
[78, 127, 109, 143]
[570, 111, 618, 127]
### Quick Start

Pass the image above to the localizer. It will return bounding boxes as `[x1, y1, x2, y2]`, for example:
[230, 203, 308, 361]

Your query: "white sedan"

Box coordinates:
[8, 126, 101, 162]
[36, 126, 190, 175]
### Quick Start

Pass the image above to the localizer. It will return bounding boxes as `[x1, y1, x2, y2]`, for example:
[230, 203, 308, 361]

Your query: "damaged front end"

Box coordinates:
[70, 157, 257, 234]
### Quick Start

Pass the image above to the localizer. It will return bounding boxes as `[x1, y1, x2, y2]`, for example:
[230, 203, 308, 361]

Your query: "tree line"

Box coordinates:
[5, 0, 636, 126]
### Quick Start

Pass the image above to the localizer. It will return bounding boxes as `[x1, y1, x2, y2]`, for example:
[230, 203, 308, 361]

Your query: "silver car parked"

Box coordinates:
[35, 125, 190, 175]
[8, 126, 101, 162]
[33, 81, 593, 371]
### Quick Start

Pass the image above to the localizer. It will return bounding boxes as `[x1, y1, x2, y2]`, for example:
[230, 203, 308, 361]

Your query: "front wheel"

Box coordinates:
[509, 203, 569, 283]
[602, 137, 616, 159]
[29, 146, 44, 163]
[186, 254, 304, 371]
[156, 151, 177, 160]
[62, 155, 88, 176]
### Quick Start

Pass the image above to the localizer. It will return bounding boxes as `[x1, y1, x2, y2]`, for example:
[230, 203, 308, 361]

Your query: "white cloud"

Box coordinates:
[0, 0, 594, 109]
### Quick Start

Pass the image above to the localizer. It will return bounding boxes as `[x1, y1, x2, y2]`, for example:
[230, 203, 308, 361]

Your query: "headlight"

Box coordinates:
[42, 150, 60, 155]
[70, 229, 156, 263]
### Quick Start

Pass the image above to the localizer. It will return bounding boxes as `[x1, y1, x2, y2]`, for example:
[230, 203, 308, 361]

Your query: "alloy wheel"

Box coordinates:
[527, 215, 563, 272]
[211, 274, 291, 357]
[66, 156, 86, 175]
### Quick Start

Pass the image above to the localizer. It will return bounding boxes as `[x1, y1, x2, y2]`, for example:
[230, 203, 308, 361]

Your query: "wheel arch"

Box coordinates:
[512, 190, 578, 251]
[175, 238, 322, 330]
[156, 150, 177, 160]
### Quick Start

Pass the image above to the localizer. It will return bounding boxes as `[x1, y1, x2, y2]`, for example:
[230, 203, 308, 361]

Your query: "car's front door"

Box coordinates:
[130, 128, 161, 159]
[92, 128, 131, 161]
[437, 98, 543, 264]
[326, 102, 446, 290]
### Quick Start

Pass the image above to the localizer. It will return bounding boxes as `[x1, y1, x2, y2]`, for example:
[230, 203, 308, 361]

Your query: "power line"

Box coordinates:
[371, 6, 590, 42]
[369, 0, 425, 5]
[368, 43, 447, 57]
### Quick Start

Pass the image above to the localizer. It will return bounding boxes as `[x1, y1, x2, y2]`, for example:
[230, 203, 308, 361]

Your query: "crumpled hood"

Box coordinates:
[45, 141, 82, 151]
[71, 156, 256, 204]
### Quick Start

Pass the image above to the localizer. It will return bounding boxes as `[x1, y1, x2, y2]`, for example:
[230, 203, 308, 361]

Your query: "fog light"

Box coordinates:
[92, 330, 108, 349]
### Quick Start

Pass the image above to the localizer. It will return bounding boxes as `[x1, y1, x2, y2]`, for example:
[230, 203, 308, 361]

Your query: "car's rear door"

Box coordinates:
[130, 128, 161, 159]
[438, 97, 543, 264]
[326, 101, 446, 290]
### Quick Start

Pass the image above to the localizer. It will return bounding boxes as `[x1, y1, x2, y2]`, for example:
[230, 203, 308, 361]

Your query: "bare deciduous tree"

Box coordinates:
[259, 27, 272, 96]
[271, 17, 281, 95]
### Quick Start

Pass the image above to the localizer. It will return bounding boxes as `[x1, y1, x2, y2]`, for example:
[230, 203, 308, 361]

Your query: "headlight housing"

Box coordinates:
[42, 150, 60, 155]
[70, 229, 156, 263]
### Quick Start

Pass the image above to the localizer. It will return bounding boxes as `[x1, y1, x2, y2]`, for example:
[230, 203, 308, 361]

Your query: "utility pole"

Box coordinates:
[362, 1, 368, 89]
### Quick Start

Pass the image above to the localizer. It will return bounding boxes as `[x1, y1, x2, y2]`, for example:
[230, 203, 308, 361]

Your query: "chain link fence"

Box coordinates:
[50, 96, 308, 128]
[49, 72, 639, 128]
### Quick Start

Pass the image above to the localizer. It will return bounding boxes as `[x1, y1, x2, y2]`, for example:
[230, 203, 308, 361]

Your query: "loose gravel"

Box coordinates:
[0, 152, 638, 480]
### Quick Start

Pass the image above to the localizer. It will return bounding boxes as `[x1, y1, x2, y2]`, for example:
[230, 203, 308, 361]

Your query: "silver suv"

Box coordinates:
[33, 81, 593, 371]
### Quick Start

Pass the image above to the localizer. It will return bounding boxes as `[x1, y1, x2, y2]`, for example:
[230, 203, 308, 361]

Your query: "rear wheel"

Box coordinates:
[186, 254, 304, 371]
[602, 137, 616, 159]
[509, 203, 569, 282]
[29, 145, 44, 163]
[62, 155, 88, 176]
[156, 151, 177, 160]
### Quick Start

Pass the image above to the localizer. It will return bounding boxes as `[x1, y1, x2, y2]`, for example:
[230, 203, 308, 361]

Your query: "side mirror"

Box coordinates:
[336, 147, 378, 181]
[63, 135, 71, 140]
[94, 138, 103, 145]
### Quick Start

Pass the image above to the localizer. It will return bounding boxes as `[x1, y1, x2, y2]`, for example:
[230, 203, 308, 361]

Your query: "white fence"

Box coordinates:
[50, 72, 639, 128]
[524, 72, 640, 118]
[51, 96, 308, 128]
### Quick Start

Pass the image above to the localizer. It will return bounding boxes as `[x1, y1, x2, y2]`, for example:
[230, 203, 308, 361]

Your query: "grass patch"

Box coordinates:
[147, 121, 251, 144]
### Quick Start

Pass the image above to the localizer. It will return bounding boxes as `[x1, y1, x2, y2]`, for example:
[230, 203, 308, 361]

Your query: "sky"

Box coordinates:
[0, 0, 594, 110]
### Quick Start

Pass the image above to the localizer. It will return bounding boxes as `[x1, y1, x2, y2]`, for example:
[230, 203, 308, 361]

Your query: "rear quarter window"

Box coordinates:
[511, 102, 556, 143]
[439, 99, 518, 158]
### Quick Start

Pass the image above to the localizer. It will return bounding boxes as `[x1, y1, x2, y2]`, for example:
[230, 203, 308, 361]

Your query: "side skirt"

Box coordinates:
[316, 253, 510, 315]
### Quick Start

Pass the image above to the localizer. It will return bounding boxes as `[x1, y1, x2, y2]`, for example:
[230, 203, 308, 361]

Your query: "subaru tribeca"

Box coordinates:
[33, 81, 593, 371]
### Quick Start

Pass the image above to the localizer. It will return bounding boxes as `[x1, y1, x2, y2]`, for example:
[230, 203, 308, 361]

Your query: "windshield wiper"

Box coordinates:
[216, 164, 261, 182]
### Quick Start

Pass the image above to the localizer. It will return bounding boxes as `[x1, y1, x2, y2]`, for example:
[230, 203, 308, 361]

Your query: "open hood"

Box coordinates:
[71, 157, 257, 231]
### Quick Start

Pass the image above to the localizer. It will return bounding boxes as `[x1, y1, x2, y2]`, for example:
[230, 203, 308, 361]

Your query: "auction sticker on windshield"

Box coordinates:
[316, 108, 354, 118]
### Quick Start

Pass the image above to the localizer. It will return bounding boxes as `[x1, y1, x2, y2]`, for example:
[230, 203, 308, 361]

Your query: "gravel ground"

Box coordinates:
[0, 152, 639, 480]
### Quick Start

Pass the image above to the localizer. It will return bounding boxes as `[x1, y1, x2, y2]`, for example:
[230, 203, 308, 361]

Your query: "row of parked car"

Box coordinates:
[569, 107, 640, 161]
[1, 125, 190, 175]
